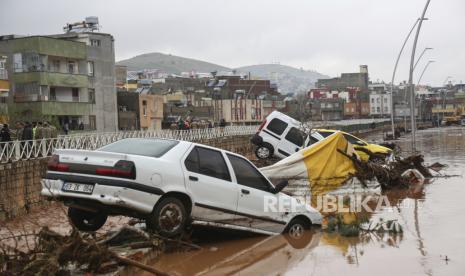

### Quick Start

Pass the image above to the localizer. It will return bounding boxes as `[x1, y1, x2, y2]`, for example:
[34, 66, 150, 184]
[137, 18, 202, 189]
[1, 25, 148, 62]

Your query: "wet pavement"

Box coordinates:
[144, 126, 465, 276]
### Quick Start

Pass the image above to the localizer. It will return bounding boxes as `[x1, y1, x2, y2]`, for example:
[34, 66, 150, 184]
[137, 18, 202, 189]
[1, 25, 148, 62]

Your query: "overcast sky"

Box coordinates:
[1, 0, 464, 86]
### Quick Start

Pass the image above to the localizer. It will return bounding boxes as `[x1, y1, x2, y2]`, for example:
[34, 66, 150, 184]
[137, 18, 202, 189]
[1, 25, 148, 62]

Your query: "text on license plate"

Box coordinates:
[62, 183, 94, 194]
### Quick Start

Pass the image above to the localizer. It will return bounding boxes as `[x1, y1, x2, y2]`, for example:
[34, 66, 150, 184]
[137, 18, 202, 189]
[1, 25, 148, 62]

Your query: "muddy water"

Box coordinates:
[146, 127, 465, 276]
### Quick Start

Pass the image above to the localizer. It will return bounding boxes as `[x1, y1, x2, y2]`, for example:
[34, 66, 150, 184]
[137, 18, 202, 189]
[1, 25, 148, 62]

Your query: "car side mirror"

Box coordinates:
[272, 180, 289, 194]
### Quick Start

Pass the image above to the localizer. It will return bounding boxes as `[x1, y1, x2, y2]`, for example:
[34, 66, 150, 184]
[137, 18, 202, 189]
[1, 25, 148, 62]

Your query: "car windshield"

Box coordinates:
[98, 138, 179, 158]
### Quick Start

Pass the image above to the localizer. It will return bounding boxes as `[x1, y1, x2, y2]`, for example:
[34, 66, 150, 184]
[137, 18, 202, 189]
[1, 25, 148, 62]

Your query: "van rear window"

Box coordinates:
[266, 118, 288, 135]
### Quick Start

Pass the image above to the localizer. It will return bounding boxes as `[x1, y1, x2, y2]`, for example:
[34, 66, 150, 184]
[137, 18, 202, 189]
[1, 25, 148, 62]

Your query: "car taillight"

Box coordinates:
[258, 119, 267, 132]
[47, 154, 69, 172]
[96, 160, 136, 179]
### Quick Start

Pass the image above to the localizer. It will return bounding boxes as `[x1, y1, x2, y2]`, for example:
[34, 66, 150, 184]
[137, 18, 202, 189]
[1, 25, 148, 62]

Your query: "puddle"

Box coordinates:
[138, 127, 465, 276]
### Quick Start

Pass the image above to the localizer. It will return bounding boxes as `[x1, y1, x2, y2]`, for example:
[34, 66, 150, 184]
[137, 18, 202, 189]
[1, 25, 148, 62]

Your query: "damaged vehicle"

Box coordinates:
[41, 138, 322, 238]
[251, 111, 391, 161]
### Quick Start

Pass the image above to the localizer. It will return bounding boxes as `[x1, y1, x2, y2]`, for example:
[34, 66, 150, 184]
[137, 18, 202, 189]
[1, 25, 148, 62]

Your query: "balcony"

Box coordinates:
[11, 101, 93, 116]
[12, 71, 88, 88]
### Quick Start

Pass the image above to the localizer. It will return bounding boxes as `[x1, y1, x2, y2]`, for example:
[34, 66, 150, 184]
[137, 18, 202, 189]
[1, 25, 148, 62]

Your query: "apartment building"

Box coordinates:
[0, 32, 117, 131]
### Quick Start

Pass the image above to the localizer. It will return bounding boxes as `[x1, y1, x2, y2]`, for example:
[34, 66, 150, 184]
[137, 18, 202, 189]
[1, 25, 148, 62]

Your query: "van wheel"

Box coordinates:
[255, 145, 272, 159]
[68, 207, 107, 232]
[147, 197, 187, 237]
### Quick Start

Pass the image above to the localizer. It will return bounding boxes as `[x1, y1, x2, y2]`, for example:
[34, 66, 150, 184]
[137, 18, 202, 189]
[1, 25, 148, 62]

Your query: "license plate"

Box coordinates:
[62, 183, 94, 194]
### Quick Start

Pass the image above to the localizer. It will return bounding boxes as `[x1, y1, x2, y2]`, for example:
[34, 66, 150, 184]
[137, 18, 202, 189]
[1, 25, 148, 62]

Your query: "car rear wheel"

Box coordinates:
[68, 207, 107, 232]
[255, 145, 272, 159]
[147, 197, 187, 237]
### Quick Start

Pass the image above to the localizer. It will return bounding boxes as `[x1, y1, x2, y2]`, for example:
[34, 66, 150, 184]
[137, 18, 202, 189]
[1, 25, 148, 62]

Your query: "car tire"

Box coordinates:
[147, 197, 188, 238]
[68, 207, 107, 232]
[284, 218, 312, 249]
[255, 144, 273, 159]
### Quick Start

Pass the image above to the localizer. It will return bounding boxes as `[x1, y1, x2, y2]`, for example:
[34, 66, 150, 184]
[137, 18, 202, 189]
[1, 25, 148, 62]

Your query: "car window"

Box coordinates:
[185, 147, 231, 181]
[227, 154, 270, 191]
[307, 135, 319, 146]
[285, 127, 306, 146]
[318, 131, 334, 138]
[99, 138, 178, 158]
[343, 134, 365, 145]
[266, 118, 288, 135]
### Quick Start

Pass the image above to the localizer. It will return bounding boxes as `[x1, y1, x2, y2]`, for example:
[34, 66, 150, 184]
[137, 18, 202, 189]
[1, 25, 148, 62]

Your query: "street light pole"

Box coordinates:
[408, 0, 431, 152]
[413, 47, 433, 71]
[416, 60, 435, 122]
[417, 60, 435, 86]
[389, 18, 427, 139]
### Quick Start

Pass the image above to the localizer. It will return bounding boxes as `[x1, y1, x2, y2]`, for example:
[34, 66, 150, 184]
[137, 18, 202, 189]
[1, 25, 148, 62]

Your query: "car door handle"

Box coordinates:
[241, 189, 250, 195]
[189, 176, 198, 181]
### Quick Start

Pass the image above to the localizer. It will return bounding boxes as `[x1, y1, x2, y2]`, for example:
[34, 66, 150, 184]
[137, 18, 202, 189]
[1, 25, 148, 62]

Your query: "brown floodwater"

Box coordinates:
[142, 127, 465, 276]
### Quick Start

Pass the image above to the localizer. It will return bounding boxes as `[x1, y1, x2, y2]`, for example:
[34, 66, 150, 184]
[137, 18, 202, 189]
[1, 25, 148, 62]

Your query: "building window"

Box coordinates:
[13, 53, 23, 72]
[384, 98, 388, 103]
[51, 60, 60, 72]
[88, 88, 95, 104]
[72, 88, 79, 102]
[90, 39, 101, 47]
[50, 87, 56, 101]
[371, 98, 374, 103]
[142, 100, 147, 117]
[68, 61, 75, 74]
[87, 61, 94, 76]
[377, 107, 380, 112]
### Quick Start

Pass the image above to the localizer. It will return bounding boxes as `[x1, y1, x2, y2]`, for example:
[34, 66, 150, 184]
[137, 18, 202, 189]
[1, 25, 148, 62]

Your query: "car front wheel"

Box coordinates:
[147, 197, 188, 237]
[255, 145, 272, 159]
[68, 207, 107, 232]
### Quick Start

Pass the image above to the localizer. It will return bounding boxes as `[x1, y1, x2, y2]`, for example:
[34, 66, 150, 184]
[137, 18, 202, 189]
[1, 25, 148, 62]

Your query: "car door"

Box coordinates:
[261, 117, 288, 158]
[226, 153, 287, 233]
[276, 127, 306, 157]
[184, 146, 239, 223]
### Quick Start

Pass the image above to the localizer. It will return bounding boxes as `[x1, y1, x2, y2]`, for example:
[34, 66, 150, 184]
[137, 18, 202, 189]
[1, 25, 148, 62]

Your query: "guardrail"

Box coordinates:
[0, 126, 259, 163]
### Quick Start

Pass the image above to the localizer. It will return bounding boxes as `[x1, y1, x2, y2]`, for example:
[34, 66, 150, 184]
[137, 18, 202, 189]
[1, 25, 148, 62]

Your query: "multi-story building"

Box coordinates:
[0, 31, 117, 131]
[311, 98, 344, 121]
[117, 91, 163, 131]
[316, 65, 369, 91]
[369, 92, 391, 117]
[0, 55, 8, 123]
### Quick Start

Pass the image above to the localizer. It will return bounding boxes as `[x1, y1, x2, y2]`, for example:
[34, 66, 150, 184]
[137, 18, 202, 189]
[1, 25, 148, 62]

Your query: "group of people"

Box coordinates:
[0, 121, 59, 142]
[170, 117, 226, 130]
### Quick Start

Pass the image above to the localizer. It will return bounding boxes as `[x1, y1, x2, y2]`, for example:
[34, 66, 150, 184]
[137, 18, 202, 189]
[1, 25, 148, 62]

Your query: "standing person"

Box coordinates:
[32, 122, 37, 139]
[43, 122, 52, 139]
[0, 124, 11, 142]
[63, 122, 69, 135]
[35, 122, 44, 140]
[48, 122, 58, 138]
[78, 122, 84, 130]
[22, 122, 33, 141]
[219, 118, 226, 127]
[15, 122, 24, 140]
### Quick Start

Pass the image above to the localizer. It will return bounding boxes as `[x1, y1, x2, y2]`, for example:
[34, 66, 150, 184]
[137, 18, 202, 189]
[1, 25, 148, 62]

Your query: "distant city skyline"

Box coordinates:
[1, 0, 464, 86]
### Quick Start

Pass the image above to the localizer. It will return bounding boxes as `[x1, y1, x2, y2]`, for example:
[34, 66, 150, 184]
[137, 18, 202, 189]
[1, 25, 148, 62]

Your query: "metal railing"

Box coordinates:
[0, 126, 258, 163]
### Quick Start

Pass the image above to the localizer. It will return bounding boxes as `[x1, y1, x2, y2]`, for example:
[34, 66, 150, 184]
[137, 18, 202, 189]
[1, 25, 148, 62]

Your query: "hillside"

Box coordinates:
[236, 64, 329, 94]
[117, 52, 329, 94]
[117, 52, 230, 74]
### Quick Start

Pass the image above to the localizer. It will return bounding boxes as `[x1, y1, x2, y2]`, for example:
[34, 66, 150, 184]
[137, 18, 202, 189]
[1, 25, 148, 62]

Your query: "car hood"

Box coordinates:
[366, 143, 392, 154]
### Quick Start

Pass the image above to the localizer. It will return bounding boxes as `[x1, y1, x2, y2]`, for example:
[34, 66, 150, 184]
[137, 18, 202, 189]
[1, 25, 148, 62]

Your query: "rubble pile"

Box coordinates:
[0, 225, 179, 275]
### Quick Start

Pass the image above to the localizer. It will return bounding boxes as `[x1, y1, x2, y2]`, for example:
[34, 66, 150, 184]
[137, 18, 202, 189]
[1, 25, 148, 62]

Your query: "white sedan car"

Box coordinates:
[41, 138, 322, 238]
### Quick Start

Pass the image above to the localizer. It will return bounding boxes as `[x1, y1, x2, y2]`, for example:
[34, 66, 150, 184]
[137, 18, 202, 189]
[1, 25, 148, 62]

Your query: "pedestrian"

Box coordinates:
[63, 123, 69, 135]
[43, 122, 52, 139]
[15, 122, 24, 140]
[32, 122, 37, 139]
[219, 118, 226, 127]
[35, 122, 44, 140]
[48, 122, 58, 138]
[78, 122, 84, 130]
[0, 124, 11, 142]
[22, 122, 33, 141]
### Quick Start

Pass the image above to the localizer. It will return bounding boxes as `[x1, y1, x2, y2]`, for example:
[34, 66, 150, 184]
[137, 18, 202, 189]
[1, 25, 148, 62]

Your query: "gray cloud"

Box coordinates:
[1, 0, 464, 86]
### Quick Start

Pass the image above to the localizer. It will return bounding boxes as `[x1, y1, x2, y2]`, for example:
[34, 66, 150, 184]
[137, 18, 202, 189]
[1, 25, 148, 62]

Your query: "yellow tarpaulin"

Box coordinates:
[260, 132, 357, 196]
